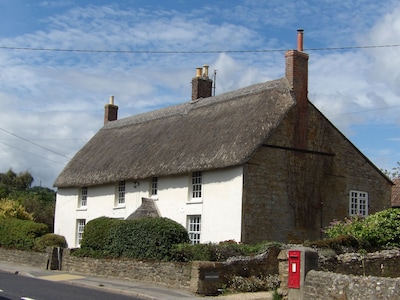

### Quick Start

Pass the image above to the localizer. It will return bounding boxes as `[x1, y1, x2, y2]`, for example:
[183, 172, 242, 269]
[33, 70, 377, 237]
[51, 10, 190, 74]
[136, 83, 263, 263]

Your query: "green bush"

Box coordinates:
[0, 217, 48, 250]
[34, 233, 68, 252]
[76, 217, 190, 260]
[79, 217, 121, 251]
[104, 217, 190, 260]
[325, 208, 400, 248]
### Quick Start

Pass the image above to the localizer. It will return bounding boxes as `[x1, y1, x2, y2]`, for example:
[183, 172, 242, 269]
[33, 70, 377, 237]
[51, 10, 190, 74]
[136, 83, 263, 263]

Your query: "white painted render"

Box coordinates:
[54, 166, 243, 248]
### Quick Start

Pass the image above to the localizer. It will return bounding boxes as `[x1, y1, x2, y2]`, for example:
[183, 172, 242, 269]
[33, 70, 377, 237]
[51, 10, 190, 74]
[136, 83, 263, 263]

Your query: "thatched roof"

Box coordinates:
[126, 198, 160, 220]
[54, 77, 295, 187]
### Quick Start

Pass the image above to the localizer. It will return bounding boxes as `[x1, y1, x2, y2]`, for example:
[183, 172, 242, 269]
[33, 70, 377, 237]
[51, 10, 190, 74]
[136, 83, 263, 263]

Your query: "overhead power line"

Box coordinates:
[0, 44, 400, 54]
[0, 127, 71, 160]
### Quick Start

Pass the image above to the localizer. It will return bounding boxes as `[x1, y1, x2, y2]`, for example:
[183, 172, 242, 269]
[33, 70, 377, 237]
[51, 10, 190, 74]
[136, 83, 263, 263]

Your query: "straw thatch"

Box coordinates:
[54, 77, 294, 187]
[126, 198, 160, 220]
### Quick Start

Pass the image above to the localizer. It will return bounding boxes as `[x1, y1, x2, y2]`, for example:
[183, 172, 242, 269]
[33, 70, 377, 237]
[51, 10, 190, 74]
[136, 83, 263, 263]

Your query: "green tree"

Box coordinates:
[0, 169, 33, 198]
[0, 169, 56, 231]
[381, 162, 400, 179]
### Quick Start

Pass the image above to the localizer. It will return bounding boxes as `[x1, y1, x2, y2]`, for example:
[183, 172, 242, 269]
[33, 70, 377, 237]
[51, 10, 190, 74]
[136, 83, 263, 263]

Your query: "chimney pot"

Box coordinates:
[195, 68, 202, 77]
[297, 29, 304, 51]
[110, 95, 114, 105]
[203, 65, 209, 78]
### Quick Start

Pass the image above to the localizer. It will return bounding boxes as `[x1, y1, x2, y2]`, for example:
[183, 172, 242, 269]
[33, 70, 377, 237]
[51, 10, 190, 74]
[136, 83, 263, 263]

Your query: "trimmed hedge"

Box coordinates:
[80, 216, 121, 252]
[0, 217, 48, 250]
[77, 217, 190, 260]
[34, 233, 68, 251]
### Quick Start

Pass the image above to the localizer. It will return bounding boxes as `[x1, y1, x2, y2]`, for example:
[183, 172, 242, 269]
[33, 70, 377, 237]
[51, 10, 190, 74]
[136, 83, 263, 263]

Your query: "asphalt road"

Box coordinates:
[0, 270, 141, 300]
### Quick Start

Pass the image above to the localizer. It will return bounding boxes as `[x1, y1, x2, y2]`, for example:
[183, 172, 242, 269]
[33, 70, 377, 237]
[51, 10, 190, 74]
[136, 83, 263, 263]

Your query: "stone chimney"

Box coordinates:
[285, 29, 309, 149]
[104, 96, 118, 125]
[192, 65, 213, 101]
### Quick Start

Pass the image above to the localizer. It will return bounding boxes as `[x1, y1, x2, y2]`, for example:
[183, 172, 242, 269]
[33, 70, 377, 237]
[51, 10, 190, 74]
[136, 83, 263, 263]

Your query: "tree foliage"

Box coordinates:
[381, 161, 400, 180]
[0, 199, 33, 220]
[0, 169, 56, 231]
[0, 169, 33, 198]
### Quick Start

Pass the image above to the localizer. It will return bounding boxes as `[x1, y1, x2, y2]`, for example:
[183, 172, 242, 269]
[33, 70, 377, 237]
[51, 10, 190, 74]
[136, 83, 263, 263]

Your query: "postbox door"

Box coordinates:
[288, 250, 300, 288]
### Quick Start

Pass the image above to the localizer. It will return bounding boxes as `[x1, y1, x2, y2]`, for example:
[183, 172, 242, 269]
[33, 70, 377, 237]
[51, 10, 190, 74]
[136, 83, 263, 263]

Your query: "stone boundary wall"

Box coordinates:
[0, 247, 279, 295]
[304, 270, 400, 300]
[321, 249, 400, 278]
[62, 249, 193, 290]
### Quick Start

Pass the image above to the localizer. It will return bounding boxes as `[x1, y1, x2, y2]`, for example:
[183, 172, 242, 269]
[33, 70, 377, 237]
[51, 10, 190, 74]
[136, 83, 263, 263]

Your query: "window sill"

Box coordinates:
[187, 199, 203, 204]
[113, 205, 126, 210]
[76, 207, 87, 211]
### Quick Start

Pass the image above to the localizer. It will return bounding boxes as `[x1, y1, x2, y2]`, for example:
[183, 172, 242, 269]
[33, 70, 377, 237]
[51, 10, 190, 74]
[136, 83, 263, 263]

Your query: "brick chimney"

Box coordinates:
[285, 29, 309, 149]
[104, 96, 118, 125]
[192, 65, 213, 101]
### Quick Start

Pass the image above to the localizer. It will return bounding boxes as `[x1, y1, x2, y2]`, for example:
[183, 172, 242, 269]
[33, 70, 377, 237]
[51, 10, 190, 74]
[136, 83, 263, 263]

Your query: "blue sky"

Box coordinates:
[1, 0, 400, 188]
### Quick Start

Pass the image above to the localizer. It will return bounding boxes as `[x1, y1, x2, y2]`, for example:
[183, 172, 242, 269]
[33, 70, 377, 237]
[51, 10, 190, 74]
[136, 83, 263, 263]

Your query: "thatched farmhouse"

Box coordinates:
[54, 31, 392, 248]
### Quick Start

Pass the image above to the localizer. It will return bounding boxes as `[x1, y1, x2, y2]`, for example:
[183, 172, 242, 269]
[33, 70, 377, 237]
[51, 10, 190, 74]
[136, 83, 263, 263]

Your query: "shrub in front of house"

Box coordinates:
[34, 233, 68, 251]
[75, 216, 190, 260]
[324, 208, 400, 248]
[104, 217, 191, 260]
[0, 217, 48, 250]
[79, 216, 121, 256]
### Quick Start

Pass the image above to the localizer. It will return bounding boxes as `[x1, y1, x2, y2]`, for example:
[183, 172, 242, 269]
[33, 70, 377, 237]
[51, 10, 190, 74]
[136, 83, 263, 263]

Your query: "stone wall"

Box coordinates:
[304, 270, 400, 300]
[242, 101, 392, 244]
[278, 248, 400, 300]
[321, 249, 400, 278]
[0, 247, 279, 295]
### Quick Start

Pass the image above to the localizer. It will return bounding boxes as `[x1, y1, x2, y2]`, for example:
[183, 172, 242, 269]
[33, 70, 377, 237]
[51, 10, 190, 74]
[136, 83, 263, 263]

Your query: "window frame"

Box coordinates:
[191, 171, 203, 201]
[349, 190, 368, 217]
[78, 186, 88, 208]
[187, 215, 201, 244]
[151, 177, 158, 198]
[76, 219, 86, 246]
[116, 181, 126, 206]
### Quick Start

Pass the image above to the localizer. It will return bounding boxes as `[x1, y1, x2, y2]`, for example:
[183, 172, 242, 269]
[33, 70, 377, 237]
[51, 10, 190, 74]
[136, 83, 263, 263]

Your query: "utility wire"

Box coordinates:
[0, 141, 66, 165]
[0, 127, 72, 160]
[0, 44, 400, 54]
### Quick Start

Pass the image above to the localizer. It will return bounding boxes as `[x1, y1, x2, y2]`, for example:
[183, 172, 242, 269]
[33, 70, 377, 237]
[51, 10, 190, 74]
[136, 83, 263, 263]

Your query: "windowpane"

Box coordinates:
[76, 219, 86, 246]
[80, 187, 87, 207]
[187, 215, 201, 244]
[151, 177, 158, 196]
[117, 181, 125, 205]
[349, 190, 368, 217]
[191, 171, 202, 199]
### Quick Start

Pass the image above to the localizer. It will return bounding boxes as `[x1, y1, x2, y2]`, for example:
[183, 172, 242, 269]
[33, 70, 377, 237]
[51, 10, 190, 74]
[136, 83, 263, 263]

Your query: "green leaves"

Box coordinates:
[325, 208, 400, 248]
[78, 217, 190, 260]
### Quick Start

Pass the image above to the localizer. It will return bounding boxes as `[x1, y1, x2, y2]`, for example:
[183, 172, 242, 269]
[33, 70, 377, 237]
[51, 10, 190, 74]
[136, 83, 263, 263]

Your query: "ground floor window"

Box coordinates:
[76, 219, 86, 246]
[187, 215, 201, 244]
[349, 190, 368, 217]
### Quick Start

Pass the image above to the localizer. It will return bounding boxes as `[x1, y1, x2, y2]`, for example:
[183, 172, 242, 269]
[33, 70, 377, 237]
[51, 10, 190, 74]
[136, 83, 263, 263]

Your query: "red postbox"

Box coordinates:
[288, 250, 301, 288]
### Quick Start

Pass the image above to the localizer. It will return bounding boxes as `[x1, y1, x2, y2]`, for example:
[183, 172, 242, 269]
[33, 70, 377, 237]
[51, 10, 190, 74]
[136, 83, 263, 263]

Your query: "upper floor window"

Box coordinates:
[116, 181, 125, 205]
[191, 171, 202, 199]
[349, 190, 368, 217]
[79, 186, 88, 208]
[151, 177, 158, 197]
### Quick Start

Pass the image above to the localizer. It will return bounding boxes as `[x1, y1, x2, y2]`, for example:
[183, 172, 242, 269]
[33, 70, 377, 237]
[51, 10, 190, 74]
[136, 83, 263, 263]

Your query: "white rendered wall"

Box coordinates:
[54, 165, 243, 247]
